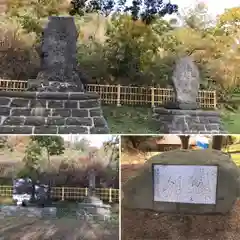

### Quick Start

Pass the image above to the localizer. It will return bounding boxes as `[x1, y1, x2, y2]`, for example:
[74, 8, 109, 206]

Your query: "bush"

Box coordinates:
[0, 17, 39, 80]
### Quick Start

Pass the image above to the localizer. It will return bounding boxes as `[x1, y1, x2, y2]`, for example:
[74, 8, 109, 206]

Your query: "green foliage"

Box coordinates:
[217, 7, 240, 33]
[70, 0, 178, 25]
[31, 136, 65, 156]
[1, 1, 240, 108]
[103, 14, 176, 85]
[0, 137, 7, 149]
[18, 140, 42, 179]
[102, 136, 119, 170]
[73, 138, 91, 152]
[121, 136, 154, 150]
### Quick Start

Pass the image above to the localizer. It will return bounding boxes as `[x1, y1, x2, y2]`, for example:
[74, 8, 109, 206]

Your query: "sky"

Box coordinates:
[61, 134, 116, 148]
[174, 0, 239, 17]
[124, 0, 239, 17]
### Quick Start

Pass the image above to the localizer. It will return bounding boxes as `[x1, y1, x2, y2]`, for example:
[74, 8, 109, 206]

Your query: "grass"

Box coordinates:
[222, 110, 240, 133]
[102, 105, 240, 134]
[102, 105, 156, 134]
[222, 143, 240, 166]
[231, 154, 240, 166]
[0, 196, 13, 204]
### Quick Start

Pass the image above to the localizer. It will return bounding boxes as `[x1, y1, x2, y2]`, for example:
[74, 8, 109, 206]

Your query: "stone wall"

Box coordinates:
[153, 108, 227, 134]
[0, 91, 109, 134]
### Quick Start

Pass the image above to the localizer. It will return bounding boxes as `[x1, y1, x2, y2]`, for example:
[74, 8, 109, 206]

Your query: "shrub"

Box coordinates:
[0, 17, 39, 80]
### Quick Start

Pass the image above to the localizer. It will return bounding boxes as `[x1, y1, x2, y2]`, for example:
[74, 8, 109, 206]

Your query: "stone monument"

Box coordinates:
[0, 16, 109, 134]
[28, 16, 84, 92]
[152, 56, 226, 134]
[172, 56, 199, 110]
[77, 169, 111, 220]
[122, 149, 240, 214]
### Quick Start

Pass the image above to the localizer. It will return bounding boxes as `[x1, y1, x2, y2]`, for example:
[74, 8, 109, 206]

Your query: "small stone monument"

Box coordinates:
[0, 16, 109, 134]
[122, 149, 240, 214]
[171, 56, 199, 110]
[152, 56, 226, 134]
[77, 195, 111, 220]
[77, 169, 111, 220]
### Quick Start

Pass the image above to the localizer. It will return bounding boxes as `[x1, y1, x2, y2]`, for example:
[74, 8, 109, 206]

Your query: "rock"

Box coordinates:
[122, 149, 240, 214]
[172, 56, 200, 109]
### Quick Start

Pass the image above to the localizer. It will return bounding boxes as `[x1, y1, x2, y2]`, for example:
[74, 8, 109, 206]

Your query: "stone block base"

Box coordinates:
[153, 107, 227, 134]
[0, 91, 109, 134]
[0, 206, 56, 218]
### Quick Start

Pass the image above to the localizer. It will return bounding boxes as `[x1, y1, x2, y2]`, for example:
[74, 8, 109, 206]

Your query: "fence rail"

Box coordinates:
[0, 79, 217, 109]
[0, 186, 119, 203]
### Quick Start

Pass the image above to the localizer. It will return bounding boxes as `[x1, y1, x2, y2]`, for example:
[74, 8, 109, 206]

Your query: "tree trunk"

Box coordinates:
[212, 135, 224, 150]
[179, 136, 190, 149]
[46, 149, 51, 200]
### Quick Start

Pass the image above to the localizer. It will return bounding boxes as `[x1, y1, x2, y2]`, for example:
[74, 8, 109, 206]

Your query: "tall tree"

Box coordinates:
[70, 0, 178, 24]
[73, 137, 91, 152]
[30, 136, 65, 171]
[212, 135, 224, 150]
[18, 140, 42, 200]
[179, 135, 190, 149]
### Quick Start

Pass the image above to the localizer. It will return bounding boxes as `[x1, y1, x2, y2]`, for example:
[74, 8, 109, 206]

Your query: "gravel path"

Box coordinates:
[0, 216, 119, 240]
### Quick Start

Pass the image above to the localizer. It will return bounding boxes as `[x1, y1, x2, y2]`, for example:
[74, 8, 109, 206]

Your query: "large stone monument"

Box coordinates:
[153, 56, 226, 134]
[122, 149, 240, 214]
[0, 16, 109, 134]
[28, 16, 84, 92]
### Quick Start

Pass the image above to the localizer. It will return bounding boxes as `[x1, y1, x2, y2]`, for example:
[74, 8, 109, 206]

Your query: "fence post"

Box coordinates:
[151, 87, 155, 107]
[117, 84, 121, 107]
[213, 91, 217, 109]
[61, 187, 65, 201]
[109, 188, 112, 203]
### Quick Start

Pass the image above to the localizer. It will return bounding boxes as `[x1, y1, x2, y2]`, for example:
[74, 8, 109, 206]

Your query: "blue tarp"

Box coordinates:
[196, 137, 209, 149]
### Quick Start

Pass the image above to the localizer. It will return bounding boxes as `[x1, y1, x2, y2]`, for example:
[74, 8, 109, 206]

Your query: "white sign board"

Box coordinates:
[153, 165, 218, 204]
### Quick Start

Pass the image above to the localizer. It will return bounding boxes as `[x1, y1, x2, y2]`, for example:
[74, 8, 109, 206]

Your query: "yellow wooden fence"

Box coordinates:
[0, 185, 119, 203]
[0, 79, 217, 109]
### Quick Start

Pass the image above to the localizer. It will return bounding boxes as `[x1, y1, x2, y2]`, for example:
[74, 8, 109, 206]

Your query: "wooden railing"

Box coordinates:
[0, 185, 119, 203]
[0, 79, 217, 109]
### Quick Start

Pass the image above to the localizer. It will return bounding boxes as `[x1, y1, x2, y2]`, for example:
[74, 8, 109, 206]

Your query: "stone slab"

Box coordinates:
[172, 56, 200, 109]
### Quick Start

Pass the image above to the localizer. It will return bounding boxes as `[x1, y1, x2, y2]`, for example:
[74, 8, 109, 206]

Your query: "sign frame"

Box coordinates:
[151, 164, 219, 205]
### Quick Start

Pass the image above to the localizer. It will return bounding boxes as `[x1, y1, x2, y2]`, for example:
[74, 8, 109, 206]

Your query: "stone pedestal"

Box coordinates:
[77, 196, 111, 220]
[0, 91, 109, 134]
[0, 206, 56, 218]
[153, 107, 227, 134]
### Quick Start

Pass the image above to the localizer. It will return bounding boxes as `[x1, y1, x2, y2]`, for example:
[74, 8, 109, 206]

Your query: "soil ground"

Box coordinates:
[122, 202, 240, 240]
